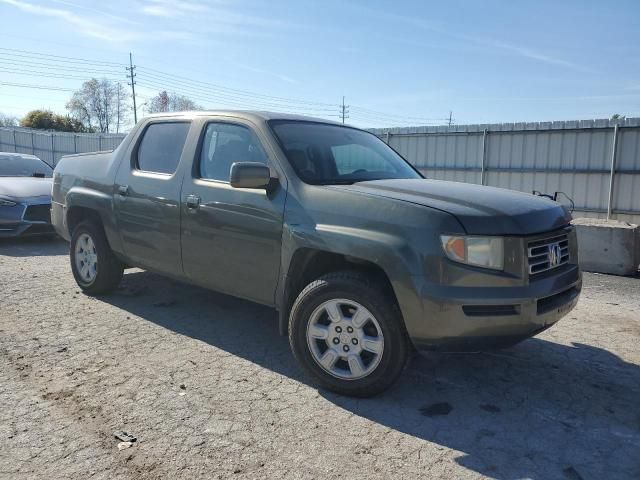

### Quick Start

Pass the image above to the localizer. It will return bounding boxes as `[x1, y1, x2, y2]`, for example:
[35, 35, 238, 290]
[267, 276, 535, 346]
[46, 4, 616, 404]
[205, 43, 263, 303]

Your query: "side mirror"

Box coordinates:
[229, 162, 272, 189]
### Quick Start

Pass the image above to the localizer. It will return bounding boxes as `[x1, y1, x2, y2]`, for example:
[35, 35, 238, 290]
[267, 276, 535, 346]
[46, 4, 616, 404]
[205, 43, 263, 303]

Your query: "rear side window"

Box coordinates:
[136, 122, 190, 174]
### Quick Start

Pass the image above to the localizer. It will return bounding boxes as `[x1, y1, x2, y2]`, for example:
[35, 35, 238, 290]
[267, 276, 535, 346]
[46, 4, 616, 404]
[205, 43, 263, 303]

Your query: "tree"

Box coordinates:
[0, 112, 19, 127]
[610, 113, 625, 121]
[66, 78, 130, 133]
[147, 90, 201, 113]
[20, 110, 90, 132]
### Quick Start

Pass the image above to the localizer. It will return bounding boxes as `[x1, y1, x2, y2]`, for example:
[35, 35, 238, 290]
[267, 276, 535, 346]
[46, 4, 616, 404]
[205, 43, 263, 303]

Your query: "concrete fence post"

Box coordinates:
[386, 131, 391, 145]
[606, 124, 620, 220]
[12, 130, 17, 153]
[50, 134, 55, 166]
[30, 131, 35, 156]
[480, 129, 488, 185]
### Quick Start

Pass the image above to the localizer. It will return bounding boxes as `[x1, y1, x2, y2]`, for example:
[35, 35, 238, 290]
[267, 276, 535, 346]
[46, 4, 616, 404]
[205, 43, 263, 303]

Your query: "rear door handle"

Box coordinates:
[186, 194, 201, 209]
[118, 185, 129, 196]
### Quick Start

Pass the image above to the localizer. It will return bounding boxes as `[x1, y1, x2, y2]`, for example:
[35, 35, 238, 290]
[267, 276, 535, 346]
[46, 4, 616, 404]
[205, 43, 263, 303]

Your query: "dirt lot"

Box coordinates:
[0, 237, 638, 480]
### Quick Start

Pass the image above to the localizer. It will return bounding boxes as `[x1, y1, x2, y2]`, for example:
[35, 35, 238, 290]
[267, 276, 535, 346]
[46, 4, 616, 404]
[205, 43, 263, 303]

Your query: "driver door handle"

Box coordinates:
[118, 185, 129, 196]
[186, 194, 201, 209]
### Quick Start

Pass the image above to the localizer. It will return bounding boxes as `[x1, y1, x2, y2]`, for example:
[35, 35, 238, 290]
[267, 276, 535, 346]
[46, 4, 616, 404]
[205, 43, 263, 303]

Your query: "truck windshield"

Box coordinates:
[0, 156, 53, 177]
[269, 121, 421, 185]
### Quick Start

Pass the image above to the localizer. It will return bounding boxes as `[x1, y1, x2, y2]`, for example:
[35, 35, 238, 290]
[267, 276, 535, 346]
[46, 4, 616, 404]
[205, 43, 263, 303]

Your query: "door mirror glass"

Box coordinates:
[230, 162, 271, 189]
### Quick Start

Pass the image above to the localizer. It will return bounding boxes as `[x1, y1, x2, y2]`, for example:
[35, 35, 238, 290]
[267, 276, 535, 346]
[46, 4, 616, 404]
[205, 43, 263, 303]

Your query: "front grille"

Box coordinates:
[527, 232, 569, 275]
[23, 204, 51, 223]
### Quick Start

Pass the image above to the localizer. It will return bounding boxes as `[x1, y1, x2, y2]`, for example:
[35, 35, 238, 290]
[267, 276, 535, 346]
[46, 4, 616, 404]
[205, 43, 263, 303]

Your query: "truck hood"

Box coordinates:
[0, 177, 53, 200]
[331, 179, 571, 235]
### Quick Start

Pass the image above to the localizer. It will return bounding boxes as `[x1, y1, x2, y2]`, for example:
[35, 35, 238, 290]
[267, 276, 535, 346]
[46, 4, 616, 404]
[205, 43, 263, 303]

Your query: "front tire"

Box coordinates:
[289, 271, 409, 397]
[70, 221, 123, 294]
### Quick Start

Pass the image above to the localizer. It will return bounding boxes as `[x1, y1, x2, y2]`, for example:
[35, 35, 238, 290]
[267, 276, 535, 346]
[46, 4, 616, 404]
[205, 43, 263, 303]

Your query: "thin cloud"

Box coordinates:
[139, 0, 287, 34]
[357, 5, 590, 72]
[141, 0, 210, 18]
[231, 61, 296, 84]
[50, 0, 138, 25]
[1, 0, 137, 43]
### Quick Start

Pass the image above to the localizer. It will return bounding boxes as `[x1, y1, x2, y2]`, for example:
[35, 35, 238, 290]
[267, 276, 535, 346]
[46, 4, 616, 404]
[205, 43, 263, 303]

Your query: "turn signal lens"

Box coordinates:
[440, 235, 504, 270]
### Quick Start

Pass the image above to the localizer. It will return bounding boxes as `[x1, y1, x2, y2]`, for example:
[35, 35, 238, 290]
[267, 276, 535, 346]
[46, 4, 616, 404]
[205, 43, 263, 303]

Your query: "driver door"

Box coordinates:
[180, 120, 286, 305]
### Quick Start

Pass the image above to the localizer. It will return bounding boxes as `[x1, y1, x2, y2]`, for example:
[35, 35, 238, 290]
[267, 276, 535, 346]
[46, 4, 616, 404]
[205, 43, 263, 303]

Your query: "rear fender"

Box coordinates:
[65, 187, 122, 255]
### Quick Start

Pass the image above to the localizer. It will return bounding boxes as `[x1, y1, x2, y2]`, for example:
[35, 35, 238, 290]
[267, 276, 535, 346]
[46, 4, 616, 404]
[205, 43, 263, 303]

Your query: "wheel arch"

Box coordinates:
[65, 187, 123, 256]
[277, 247, 404, 336]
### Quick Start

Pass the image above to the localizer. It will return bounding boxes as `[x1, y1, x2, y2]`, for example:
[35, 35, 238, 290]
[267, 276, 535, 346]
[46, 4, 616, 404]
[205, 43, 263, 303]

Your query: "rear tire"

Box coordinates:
[70, 221, 123, 294]
[289, 271, 409, 397]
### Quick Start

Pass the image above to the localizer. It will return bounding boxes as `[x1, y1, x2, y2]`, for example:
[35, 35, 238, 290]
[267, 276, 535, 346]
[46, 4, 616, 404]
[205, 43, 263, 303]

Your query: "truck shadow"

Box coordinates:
[102, 270, 640, 480]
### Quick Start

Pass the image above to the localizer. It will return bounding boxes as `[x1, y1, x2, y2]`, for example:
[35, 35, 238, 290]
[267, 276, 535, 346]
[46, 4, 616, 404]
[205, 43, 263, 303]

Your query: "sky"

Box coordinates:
[1, 0, 639, 129]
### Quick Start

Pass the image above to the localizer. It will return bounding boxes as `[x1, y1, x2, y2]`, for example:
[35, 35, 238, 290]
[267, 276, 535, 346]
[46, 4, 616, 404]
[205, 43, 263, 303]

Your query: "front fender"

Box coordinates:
[275, 222, 425, 335]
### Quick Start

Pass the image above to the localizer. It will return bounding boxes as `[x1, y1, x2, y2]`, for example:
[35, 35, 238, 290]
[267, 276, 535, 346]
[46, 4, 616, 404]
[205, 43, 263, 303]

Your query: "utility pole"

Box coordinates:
[339, 96, 350, 124]
[448, 111, 453, 127]
[126, 52, 138, 124]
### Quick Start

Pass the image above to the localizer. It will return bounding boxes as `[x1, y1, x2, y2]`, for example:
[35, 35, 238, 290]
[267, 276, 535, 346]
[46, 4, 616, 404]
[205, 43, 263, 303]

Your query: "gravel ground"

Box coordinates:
[1, 237, 639, 480]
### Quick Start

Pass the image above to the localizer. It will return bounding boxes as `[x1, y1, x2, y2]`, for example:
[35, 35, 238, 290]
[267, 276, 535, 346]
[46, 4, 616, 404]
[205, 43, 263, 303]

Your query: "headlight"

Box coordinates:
[0, 198, 17, 206]
[441, 235, 504, 270]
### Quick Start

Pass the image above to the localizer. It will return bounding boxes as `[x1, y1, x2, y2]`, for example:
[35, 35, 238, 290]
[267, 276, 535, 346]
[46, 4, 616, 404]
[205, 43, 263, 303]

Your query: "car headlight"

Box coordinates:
[0, 198, 17, 206]
[440, 235, 504, 270]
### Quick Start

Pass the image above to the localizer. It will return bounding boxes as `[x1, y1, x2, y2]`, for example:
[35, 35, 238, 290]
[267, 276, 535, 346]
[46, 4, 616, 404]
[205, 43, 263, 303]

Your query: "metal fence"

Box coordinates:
[2, 117, 639, 224]
[372, 117, 640, 224]
[0, 127, 126, 166]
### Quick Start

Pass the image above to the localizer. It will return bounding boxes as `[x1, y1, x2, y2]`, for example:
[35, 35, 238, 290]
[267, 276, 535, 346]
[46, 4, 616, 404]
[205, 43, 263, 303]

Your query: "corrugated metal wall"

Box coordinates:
[2, 118, 639, 224]
[372, 118, 640, 224]
[0, 127, 126, 166]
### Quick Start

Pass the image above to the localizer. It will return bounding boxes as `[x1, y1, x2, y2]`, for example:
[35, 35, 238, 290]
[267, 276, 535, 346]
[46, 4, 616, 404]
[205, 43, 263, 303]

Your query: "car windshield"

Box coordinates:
[0, 156, 53, 177]
[269, 121, 422, 185]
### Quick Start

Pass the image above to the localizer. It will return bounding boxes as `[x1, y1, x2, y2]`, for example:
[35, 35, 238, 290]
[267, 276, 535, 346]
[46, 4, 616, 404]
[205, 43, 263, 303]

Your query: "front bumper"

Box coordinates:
[403, 264, 582, 352]
[0, 200, 54, 238]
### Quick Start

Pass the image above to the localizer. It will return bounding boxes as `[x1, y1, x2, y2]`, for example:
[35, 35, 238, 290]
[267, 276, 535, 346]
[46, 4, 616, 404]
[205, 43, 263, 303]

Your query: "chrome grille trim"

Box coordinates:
[527, 232, 570, 275]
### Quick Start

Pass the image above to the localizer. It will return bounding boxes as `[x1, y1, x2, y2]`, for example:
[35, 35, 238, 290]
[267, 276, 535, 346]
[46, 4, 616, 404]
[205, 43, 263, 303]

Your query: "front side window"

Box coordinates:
[199, 123, 268, 182]
[269, 121, 421, 185]
[137, 122, 190, 174]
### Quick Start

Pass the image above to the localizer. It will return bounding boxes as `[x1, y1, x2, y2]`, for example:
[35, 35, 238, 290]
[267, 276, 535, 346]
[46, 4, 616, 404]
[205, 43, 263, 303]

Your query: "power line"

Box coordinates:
[0, 57, 120, 76]
[350, 105, 450, 123]
[0, 81, 75, 92]
[136, 81, 336, 119]
[0, 47, 127, 67]
[0, 48, 451, 127]
[135, 76, 337, 114]
[0, 67, 123, 81]
[136, 69, 335, 109]
[136, 65, 337, 108]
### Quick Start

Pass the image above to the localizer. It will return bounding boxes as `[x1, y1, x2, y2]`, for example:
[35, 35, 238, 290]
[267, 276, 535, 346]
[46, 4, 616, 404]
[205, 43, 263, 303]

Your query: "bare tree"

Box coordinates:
[0, 112, 19, 127]
[66, 78, 130, 133]
[114, 82, 130, 133]
[148, 90, 201, 113]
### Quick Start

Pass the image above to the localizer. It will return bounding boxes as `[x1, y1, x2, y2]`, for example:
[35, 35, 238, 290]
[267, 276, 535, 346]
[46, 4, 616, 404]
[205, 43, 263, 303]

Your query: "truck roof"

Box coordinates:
[145, 110, 345, 126]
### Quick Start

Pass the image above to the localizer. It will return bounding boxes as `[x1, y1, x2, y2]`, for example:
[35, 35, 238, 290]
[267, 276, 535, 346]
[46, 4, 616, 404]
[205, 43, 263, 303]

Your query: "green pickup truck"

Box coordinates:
[52, 111, 581, 396]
